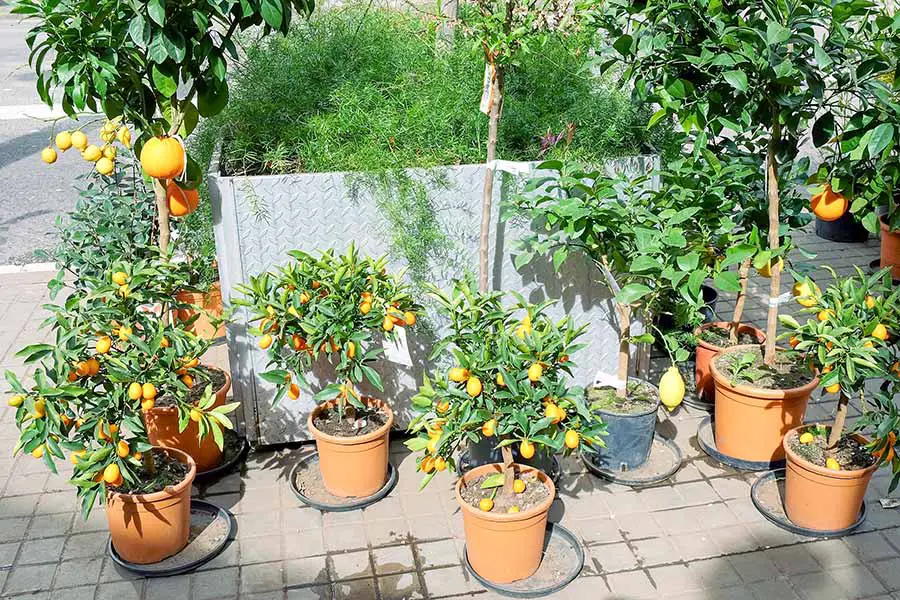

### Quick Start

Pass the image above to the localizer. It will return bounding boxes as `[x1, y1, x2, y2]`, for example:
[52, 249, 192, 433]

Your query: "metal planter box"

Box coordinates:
[208, 156, 659, 445]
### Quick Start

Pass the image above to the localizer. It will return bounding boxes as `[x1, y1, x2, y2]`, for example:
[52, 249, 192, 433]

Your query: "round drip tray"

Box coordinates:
[583, 436, 682, 486]
[196, 430, 250, 480]
[463, 523, 584, 598]
[289, 452, 397, 512]
[697, 416, 786, 471]
[107, 499, 235, 576]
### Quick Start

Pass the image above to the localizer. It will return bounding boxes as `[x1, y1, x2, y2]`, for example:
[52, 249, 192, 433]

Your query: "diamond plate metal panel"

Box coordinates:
[209, 157, 659, 445]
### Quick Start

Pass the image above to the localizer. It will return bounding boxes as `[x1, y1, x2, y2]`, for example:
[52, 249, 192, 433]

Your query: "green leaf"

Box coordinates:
[615, 284, 652, 305]
[147, 0, 165, 26]
[151, 65, 177, 97]
[128, 17, 150, 46]
[676, 252, 699, 271]
[714, 271, 742, 293]
[480, 473, 505, 489]
[722, 70, 748, 92]
[260, 0, 284, 28]
[868, 123, 895, 157]
[766, 22, 791, 45]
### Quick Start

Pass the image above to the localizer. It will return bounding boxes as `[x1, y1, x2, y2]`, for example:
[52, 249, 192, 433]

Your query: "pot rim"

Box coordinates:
[106, 446, 196, 503]
[307, 396, 394, 446]
[587, 376, 660, 418]
[709, 344, 819, 399]
[455, 462, 556, 522]
[143, 366, 232, 416]
[783, 426, 879, 479]
[694, 321, 766, 353]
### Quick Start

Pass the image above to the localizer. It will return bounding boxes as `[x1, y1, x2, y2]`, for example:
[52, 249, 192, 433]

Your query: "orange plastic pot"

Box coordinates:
[308, 397, 393, 497]
[174, 283, 225, 339]
[144, 370, 231, 472]
[880, 218, 900, 280]
[456, 463, 555, 584]
[710, 346, 818, 463]
[106, 447, 196, 564]
[694, 322, 766, 401]
[783, 427, 877, 531]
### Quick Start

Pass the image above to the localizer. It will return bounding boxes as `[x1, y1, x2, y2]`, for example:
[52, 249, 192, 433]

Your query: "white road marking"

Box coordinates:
[0, 103, 70, 121]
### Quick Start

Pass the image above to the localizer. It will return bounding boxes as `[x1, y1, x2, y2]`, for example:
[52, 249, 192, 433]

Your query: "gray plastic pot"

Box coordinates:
[590, 379, 660, 471]
[463, 436, 558, 479]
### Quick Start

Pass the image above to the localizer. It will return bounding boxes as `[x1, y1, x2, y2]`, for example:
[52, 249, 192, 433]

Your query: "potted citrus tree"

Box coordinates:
[406, 279, 604, 584]
[778, 267, 900, 530]
[235, 245, 418, 497]
[5, 261, 238, 564]
[512, 163, 715, 469]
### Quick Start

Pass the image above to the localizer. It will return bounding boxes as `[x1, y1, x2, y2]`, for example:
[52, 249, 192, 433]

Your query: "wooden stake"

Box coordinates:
[478, 68, 503, 293]
[615, 302, 631, 398]
[729, 257, 751, 343]
[501, 444, 515, 497]
[828, 392, 850, 448]
[763, 121, 782, 366]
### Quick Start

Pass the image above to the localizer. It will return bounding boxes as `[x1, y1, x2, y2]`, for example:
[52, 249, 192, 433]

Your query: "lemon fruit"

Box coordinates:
[479, 498, 494, 512]
[41, 147, 58, 164]
[659, 366, 685, 411]
[756, 257, 783, 278]
[71, 131, 88, 150]
[96, 157, 114, 175]
[799, 432, 814, 444]
[81, 144, 102, 162]
[793, 281, 819, 307]
[825, 457, 841, 470]
[55, 131, 72, 151]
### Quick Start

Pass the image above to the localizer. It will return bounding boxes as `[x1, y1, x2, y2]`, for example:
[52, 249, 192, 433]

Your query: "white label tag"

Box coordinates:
[382, 326, 412, 367]
[479, 63, 494, 115]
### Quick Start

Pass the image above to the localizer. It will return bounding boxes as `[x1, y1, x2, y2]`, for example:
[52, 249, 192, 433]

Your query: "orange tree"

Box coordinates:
[405, 279, 604, 496]
[14, 0, 314, 253]
[5, 254, 238, 517]
[233, 245, 418, 416]
[779, 267, 900, 465]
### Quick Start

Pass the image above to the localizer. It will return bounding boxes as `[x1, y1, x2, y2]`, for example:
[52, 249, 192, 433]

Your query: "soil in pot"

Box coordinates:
[788, 429, 876, 471]
[312, 404, 388, 437]
[108, 449, 190, 495]
[155, 366, 228, 409]
[714, 348, 814, 391]
[459, 470, 550, 514]
[587, 379, 659, 415]
[697, 326, 760, 348]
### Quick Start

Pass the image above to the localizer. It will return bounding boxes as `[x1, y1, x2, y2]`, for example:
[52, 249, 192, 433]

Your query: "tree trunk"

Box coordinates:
[501, 444, 515, 497]
[614, 302, 631, 398]
[478, 68, 503, 293]
[729, 257, 752, 343]
[828, 392, 850, 448]
[763, 122, 782, 366]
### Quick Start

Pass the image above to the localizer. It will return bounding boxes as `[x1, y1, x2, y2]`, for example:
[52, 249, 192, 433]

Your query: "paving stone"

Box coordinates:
[829, 563, 887, 598]
[241, 534, 285, 564]
[592, 541, 639, 573]
[191, 566, 240, 600]
[577, 517, 624, 545]
[843, 531, 897, 562]
[421, 566, 480, 597]
[707, 524, 760, 555]
[25, 512, 71, 539]
[324, 523, 369, 552]
[789, 571, 850, 600]
[283, 507, 324, 534]
[365, 517, 409, 547]
[51, 584, 97, 600]
[236, 511, 282, 538]
[379, 571, 425, 600]
[400, 493, 445, 518]
[2, 563, 53, 595]
[0, 541, 19, 567]
[417, 539, 460, 570]
[61, 532, 108, 560]
[285, 556, 330, 587]
[615, 512, 662, 540]
[687, 557, 743, 589]
[240, 561, 285, 594]
[747, 578, 800, 599]
[283, 529, 326, 559]
[372, 544, 416, 575]
[17, 536, 65, 565]
[0, 494, 39, 518]
[329, 550, 372, 581]
[675, 481, 719, 506]
[728, 551, 780, 583]
[363, 495, 403, 522]
[197, 538, 239, 571]
[805, 539, 860, 569]
[670, 532, 720, 561]
[763, 545, 821, 576]
[144, 573, 191, 600]
[287, 584, 333, 599]
[649, 563, 702, 592]
[710, 477, 752, 500]
[332, 577, 377, 599]
[632, 537, 680, 567]
[52, 557, 104, 589]
[606, 569, 659, 599]
[95, 580, 143, 600]
[0, 517, 30, 543]
[406, 516, 452, 542]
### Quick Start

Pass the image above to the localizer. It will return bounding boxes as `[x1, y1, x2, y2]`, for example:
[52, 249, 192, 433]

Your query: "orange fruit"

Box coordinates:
[527, 363, 543, 382]
[75, 361, 91, 377]
[495, 373, 505, 387]
[545, 403, 563, 424]
[382, 316, 394, 331]
[41, 147, 57, 164]
[33, 399, 45, 419]
[299, 292, 310, 304]
[434, 456, 447, 471]
[826, 383, 841, 394]
[86, 358, 100, 376]
[421, 456, 435, 473]
[7, 394, 23, 408]
[789, 336, 800, 349]
[181, 374, 194, 387]
[507, 506, 520, 514]
[479, 498, 494, 512]
[116, 440, 130, 458]
[810, 184, 848, 222]
[346, 342, 356, 359]
[874, 432, 897, 463]
[141, 399, 155, 411]
[140, 136, 184, 179]
[70, 449, 86, 465]
[466, 376, 483, 397]
[103, 463, 121, 484]
[360, 301, 372, 315]
[404, 311, 416, 326]
[141, 383, 157, 399]
[292, 334, 307, 351]
[259, 334, 273, 350]
[872, 323, 889, 340]
[481, 419, 496, 437]
[866, 296, 877, 309]
[287, 383, 300, 400]
[519, 439, 535, 459]
[127, 382, 142, 400]
[189, 409, 202, 422]
[448, 367, 469, 383]
[96, 336, 112, 354]
[166, 182, 200, 217]
[564, 429, 580, 449]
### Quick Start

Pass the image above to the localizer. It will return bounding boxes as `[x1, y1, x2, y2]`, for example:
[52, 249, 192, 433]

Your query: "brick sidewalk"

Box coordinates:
[1, 227, 899, 600]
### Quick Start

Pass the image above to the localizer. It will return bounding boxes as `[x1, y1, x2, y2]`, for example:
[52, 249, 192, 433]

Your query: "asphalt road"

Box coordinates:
[0, 10, 87, 265]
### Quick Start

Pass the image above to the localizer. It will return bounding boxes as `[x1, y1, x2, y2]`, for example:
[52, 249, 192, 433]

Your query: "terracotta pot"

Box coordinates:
[308, 397, 393, 497]
[106, 447, 196, 564]
[710, 345, 818, 463]
[144, 369, 232, 472]
[783, 427, 877, 531]
[456, 463, 555, 584]
[694, 322, 766, 402]
[880, 218, 900, 280]
[174, 282, 225, 339]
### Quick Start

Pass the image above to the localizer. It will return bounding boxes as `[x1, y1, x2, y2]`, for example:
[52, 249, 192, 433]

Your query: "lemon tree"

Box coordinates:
[591, 0, 894, 365]
[5, 255, 238, 517]
[406, 279, 604, 496]
[780, 266, 900, 478]
[14, 0, 314, 252]
[234, 245, 418, 417]
[512, 160, 726, 400]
